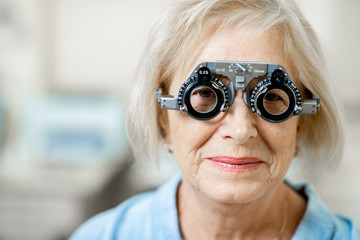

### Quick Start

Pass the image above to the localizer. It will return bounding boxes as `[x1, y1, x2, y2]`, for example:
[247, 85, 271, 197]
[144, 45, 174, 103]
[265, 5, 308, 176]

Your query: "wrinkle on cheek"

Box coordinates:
[188, 122, 218, 154]
[260, 120, 298, 189]
[266, 147, 296, 189]
[190, 150, 203, 190]
[266, 156, 277, 188]
[193, 122, 220, 150]
[176, 123, 218, 191]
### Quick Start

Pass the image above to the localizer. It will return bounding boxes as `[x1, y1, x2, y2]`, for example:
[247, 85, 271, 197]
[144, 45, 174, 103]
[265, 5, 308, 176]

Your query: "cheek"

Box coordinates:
[260, 117, 298, 153]
[258, 117, 298, 181]
[167, 111, 218, 168]
[167, 109, 219, 143]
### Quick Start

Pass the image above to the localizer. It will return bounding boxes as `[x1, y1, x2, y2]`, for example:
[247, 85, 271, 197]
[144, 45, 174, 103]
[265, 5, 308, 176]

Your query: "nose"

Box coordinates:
[218, 91, 258, 144]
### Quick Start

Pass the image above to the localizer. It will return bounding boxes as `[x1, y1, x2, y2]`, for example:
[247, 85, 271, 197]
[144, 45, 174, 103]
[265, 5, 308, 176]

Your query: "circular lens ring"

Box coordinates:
[255, 84, 296, 122]
[181, 76, 226, 120]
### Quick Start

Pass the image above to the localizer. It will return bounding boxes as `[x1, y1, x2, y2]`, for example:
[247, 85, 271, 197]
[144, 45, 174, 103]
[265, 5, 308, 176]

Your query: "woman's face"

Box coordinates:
[165, 27, 299, 203]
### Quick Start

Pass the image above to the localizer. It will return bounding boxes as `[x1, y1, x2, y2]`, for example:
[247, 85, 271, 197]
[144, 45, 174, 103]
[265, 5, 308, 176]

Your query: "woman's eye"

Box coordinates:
[197, 89, 213, 98]
[264, 93, 282, 101]
[190, 87, 217, 113]
[262, 89, 290, 115]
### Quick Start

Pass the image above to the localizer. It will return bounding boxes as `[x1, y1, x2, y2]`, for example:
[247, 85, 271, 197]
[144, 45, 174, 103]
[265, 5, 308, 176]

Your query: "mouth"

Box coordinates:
[207, 156, 264, 172]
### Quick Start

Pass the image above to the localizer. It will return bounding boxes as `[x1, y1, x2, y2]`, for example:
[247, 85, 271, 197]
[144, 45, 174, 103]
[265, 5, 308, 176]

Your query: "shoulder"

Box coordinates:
[69, 192, 154, 240]
[287, 180, 360, 240]
[69, 173, 182, 240]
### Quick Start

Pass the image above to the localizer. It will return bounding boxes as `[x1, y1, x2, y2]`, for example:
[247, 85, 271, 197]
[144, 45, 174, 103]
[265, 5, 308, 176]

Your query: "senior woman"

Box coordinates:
[71, 0, 360, 239]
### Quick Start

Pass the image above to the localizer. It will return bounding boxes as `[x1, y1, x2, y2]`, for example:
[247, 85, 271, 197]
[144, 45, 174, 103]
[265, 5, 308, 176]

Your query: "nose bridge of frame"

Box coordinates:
[209, 62, 271, 110]
[226, 88, 255, 119]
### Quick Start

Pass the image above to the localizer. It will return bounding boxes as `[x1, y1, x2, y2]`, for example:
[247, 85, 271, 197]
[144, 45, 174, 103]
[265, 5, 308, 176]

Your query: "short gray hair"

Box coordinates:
[126, 0, 344, 173]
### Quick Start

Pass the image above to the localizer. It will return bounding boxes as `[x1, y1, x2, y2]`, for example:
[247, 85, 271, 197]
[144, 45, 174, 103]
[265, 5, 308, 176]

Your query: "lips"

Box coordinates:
[207, 156, 263, 172]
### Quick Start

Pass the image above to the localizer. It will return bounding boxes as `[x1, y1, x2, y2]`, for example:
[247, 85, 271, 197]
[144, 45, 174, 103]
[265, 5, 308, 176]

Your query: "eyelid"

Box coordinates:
[194, 89, 213, 97]
[192, 87, 213, 93]
[264, 93, 282, 101]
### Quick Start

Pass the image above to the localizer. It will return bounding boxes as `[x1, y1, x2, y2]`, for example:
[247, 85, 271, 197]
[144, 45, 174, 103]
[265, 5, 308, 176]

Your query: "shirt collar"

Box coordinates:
[287, 179, 336, 239]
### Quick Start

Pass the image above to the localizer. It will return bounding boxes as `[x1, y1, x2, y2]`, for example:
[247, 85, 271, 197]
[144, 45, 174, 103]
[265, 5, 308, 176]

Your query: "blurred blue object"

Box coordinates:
[20, 96, 129, 165]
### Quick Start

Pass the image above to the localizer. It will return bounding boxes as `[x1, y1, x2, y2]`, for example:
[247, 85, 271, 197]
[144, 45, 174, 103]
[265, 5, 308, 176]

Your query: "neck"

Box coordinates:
[177, 180, 302, 240]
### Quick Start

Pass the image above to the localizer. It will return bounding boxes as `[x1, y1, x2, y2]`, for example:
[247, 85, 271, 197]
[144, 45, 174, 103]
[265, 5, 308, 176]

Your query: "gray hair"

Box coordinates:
[126, 0, 344, 173]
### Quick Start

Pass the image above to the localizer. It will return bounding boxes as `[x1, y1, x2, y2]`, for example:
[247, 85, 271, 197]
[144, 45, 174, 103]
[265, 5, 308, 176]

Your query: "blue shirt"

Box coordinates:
[70, 173, 360, 240]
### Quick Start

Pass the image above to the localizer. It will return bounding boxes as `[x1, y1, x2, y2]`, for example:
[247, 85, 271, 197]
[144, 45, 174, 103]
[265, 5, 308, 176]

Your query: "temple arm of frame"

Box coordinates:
[299, 97, 320, 115]
[155, 90, 179, 110]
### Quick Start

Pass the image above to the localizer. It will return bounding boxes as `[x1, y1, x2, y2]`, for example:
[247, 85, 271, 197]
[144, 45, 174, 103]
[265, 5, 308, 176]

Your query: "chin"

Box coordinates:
[197, 176, 272, 204]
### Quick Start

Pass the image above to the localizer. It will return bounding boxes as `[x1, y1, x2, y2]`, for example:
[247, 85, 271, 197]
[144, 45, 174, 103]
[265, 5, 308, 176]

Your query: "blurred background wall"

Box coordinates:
[0, 0, 359, 239]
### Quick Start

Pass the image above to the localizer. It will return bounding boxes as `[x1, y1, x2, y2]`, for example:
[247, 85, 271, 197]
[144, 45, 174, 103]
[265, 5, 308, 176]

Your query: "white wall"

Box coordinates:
[1, 0, 359, 104]
[296, 0, 360, 106]
[49, 0, 175, 95]
[48, 0, 360, 104]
